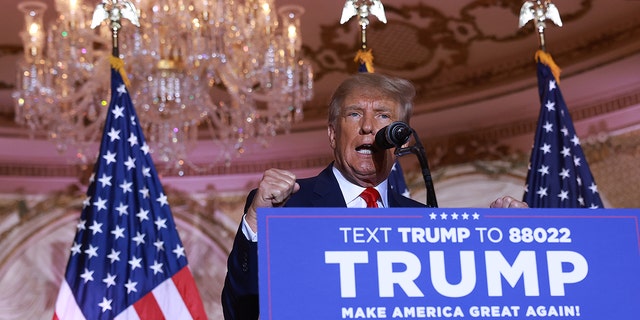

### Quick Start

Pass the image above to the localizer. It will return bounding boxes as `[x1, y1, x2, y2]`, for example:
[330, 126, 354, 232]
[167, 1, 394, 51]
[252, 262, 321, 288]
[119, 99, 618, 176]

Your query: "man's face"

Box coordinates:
[328, 87, 401, 187]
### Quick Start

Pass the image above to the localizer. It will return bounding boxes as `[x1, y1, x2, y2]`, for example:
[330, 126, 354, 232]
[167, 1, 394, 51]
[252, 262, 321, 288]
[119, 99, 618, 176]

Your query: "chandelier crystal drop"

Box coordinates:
[13, 0, 313, 172]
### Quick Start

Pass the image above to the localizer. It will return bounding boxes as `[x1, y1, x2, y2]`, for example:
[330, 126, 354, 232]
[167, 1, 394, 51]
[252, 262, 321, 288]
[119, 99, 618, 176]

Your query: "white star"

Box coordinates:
[89, 173, 95, 183]
[115, 202, 129, 216]
[103, 151, 117, 165]
[537, 186, 548, 199]
[577, 176, 583, 186]
[157, 193, 169, 207]
[125, 279, 138, 294]
[150, 261, 164, 275]
[111, 225, 125, 240]
[112, 105, 125, 119]
[76, 219, 86, 230]
[129, 256, 142, 271]
[589, 203, 599, 209]
[119, 180, 133, 194]
[124, 156, 136, 171]
[89, 220, 103, 235]
[472, 212, 480, 220]
[142, 166, 151, 178]
[559, 168, 571, 179]
[561, 126, 569, 136]
[82, 197, 91, 209]
[461, 212, 469, 220]
[439, 212, 448, 220]
[103, 273, 117, 288]
[85, 244, 99, 259]
[558, 190, 569, 201]
[107, 249, 121, 263]
[70, 242, 82, 256]
[155, 217, 168, 230]
[429, 212, 437, 220]
[107, 127, 121, 142]
[537, 165, 550, 176]
[540, 143, 552, 154]
[130, 115, 137, 126]
[578, 196, 585, 206]
[132, 231, 146, 246]
[139, 187, 150, 199]
[117, 83, 127, 95]
[451, 212, 459, 220]
[141, 143, 150, 155]
[173, 244, 186, 259]
[93, 197, 107, 212]
[573, 156, 582, 167]
[571, 135, 581, 146]
[80, 268, 94, 283]
[154, 239, 165, 251]
[561, 146, 571, 157]
[549, 79, 557, 91]
[128, 133, 139, 147]
[98, 297, 113, 312]
[137, 208, 149, 221]
[98, 174, 112, 188]
[543, 121, 553, 133]
[589, 182, 599, 194]
[545, 100, 555, 111]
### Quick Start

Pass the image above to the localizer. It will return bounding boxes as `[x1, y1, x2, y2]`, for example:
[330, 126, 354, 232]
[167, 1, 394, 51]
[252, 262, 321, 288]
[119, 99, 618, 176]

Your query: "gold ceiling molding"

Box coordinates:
[306, 1, 591, 81]
[302, 0, 640, 108]
[0, 87, 636, 180]
[0, 153, 334, 180]
[423, 88, 640, 164]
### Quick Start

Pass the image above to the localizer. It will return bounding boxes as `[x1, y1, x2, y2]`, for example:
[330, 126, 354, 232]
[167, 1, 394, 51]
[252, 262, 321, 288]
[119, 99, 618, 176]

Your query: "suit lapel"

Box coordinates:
[388, 187, 401, 208]
[311, 165, 347, 207]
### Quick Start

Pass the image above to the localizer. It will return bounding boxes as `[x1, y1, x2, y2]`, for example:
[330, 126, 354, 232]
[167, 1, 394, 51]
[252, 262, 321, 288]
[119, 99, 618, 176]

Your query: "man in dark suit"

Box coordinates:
[221, 73, 527, 319]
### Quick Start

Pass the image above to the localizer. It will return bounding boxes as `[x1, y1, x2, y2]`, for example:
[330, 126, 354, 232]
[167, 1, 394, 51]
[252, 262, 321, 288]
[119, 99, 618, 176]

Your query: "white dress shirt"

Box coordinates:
[332, 166, 387, 209]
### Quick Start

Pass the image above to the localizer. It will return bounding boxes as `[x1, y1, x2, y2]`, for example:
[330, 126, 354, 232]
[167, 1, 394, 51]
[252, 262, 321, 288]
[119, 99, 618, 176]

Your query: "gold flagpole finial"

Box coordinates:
[518, 0, 562, 52]
[340, 0, 387, 50]
[90, 0, 141, 57]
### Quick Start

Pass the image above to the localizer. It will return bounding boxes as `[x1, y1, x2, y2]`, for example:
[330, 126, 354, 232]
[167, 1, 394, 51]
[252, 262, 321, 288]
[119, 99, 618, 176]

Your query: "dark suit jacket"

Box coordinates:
[221, 164, 425, 320]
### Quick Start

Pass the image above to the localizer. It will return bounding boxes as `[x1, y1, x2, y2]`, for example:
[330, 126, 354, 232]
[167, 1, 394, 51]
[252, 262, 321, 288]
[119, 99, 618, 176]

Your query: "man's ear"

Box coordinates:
[328, 125, 336, 149]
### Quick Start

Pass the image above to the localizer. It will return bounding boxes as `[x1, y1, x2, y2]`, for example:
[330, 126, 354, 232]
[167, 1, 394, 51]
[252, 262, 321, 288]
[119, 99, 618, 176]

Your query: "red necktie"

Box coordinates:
[360, 187, 380, 208]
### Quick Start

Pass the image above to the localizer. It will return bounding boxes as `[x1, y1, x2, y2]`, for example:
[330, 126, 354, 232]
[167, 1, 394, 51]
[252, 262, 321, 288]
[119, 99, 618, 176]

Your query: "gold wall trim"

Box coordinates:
[0, 88, 637, 178]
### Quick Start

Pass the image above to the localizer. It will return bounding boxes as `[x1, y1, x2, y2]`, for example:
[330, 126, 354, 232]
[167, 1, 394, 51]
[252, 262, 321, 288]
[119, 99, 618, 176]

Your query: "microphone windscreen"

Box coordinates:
[375, 121, 412, 149]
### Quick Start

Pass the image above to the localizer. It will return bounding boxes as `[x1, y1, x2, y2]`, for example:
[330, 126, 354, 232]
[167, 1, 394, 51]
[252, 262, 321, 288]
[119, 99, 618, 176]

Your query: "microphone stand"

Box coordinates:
[395, 130, 438, 208]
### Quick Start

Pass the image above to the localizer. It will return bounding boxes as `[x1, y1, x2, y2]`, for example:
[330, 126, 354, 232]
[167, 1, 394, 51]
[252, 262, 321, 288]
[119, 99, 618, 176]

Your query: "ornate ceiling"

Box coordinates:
[0, 0, 639, 193]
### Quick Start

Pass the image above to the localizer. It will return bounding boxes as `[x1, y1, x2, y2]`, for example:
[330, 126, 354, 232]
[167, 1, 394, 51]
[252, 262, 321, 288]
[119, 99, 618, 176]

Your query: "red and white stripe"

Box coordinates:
[53, 266, 206, 320]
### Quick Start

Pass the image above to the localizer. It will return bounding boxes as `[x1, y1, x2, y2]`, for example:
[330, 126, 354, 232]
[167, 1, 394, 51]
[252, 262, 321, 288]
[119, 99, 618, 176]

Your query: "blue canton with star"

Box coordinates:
[523, 62, 604, 208]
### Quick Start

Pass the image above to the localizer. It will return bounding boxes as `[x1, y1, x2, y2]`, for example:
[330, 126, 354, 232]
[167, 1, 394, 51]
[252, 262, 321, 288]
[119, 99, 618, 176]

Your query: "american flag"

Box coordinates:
[389, 161, 410, 198]
[53, 62, 207, 319]
[522, 53, 604, 208]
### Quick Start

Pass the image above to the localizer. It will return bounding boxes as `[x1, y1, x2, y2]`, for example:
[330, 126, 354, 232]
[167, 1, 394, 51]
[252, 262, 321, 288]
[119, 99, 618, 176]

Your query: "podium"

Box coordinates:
[258, 207, 640, 319]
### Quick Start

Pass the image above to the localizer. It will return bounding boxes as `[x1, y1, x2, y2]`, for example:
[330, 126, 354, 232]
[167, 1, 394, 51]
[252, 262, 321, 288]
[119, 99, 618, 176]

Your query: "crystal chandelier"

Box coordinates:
[13, 0, 313, 172]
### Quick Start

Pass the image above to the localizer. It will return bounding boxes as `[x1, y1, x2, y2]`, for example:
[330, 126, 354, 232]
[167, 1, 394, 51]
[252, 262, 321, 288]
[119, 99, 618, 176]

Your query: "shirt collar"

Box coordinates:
[332, 165, 388, 208]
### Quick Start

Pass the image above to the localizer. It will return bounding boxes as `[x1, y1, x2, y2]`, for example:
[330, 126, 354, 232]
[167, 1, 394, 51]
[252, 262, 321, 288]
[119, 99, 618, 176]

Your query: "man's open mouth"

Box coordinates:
[356, 144, 376, 155]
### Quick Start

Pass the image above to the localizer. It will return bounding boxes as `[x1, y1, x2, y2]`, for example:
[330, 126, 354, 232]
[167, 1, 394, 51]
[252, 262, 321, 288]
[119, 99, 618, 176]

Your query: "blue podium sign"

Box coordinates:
[258, 208, 640, 319]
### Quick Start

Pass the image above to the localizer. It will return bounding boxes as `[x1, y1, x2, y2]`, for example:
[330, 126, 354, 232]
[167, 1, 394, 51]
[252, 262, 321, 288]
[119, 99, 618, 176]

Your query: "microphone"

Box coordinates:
[375, 121, 413, 149]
